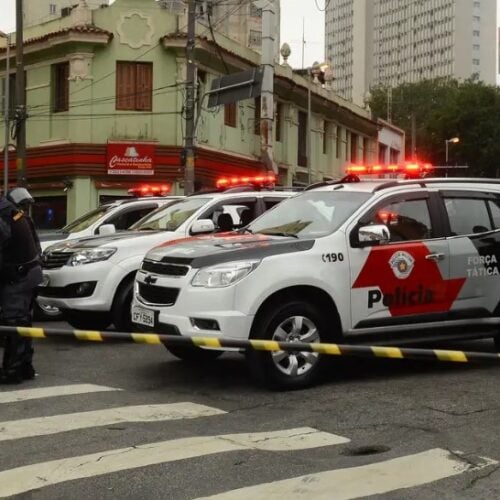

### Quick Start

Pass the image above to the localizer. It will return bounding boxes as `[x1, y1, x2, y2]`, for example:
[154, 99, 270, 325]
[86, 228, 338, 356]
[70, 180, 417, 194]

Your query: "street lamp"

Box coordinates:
[445, 137, 460, 165]
[0, 31, 10, 195]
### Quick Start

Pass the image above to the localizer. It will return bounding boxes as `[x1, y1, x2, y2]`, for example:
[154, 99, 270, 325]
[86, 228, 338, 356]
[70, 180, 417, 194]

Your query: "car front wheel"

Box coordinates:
[247, 300, 334, 390]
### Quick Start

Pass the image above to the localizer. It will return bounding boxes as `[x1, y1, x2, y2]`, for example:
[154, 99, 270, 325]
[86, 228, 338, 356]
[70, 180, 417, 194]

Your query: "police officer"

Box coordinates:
[0, 188, 42, 383]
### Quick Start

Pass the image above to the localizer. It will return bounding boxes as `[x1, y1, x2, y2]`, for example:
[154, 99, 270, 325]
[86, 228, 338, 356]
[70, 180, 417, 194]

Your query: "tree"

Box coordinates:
[369, 78, 500, 177]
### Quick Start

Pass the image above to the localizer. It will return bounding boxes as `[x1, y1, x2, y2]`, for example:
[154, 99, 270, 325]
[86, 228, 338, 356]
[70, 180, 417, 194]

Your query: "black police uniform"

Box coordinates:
[0, 197, 42, 383]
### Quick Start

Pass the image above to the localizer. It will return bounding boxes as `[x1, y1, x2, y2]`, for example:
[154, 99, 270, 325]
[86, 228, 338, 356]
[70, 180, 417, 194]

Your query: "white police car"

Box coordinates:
[39, 189, 179, 252]
[38, 182, 295, 332]
[133, 174, 500, 389]
[35, 192, 180, 320]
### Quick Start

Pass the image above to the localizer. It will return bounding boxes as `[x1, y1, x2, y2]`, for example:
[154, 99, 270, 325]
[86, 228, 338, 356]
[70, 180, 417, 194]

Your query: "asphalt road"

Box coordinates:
[1, 321, 500, 499]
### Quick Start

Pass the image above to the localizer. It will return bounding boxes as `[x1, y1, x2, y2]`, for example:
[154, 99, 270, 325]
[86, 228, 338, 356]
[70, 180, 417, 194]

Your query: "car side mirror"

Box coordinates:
[191, 219, 215, 235]
[98, 224, 116, 236]
[358, 224, 390, 245]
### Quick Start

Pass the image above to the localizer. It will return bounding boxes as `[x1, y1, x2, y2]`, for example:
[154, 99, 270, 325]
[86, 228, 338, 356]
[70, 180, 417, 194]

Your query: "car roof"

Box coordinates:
[189, 190, 296, 200]
[102, 196, 184, 208]
[309, 177, 500, 195]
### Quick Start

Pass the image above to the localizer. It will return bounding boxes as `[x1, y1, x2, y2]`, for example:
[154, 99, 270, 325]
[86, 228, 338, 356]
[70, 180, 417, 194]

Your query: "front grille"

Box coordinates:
[138, 283, 180, 306]
[142, 260, 189, 277]
[42, 251, 75, 269]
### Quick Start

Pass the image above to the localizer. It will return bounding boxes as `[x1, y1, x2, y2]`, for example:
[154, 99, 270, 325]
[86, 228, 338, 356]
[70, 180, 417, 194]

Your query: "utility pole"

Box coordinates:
[183, 0, 196, 195]
[15, 0, 27, 187]
[1, 32, 10, 194]
[259, 0, 276, 174]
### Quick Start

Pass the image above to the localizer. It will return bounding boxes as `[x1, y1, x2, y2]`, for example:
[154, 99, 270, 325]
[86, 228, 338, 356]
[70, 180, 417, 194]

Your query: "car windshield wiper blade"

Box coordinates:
[238, 227, 253, 234]
[259, 231, 299, 238]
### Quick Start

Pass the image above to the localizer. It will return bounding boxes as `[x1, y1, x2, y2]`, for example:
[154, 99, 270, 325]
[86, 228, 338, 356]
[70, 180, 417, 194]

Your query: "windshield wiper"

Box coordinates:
[259, 232, 299, 239]
[238, 227, 253, 234]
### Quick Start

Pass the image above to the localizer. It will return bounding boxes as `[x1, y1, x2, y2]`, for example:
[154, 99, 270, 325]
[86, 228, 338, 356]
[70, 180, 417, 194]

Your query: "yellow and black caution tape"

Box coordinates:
[0, 325, 499, 365]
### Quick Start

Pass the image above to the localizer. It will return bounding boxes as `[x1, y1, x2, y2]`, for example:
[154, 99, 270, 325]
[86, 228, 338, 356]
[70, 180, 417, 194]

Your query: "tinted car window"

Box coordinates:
[444, 197, 492, 235]
[488, 199, 500, 229]
[370, 199, 432, 242]
[107, 206, 157, 231]
[62, 205, 114, 234]
[131, 198, 211, 231]
[249, 192, 370, 238]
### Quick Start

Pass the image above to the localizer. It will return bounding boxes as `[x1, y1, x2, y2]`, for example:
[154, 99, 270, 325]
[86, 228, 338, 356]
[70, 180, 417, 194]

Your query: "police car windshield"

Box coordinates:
[62, 205, 114, 234]
[131, 197, 212, 232]
[248, 191, 371, 238]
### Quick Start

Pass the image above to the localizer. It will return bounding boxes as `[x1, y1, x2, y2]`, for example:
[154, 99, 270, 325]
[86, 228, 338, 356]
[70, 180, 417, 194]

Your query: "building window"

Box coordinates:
[363, 137, 369, 163]
[1, 74, 16, 117]
[297, 111, 307, 167]
[379, 144, 388, 164]
[390, 148, 399, 164]
[249, 30, 262, 47]
[336, 126, 342, 159]
[49, 3, 57, 15]
[224, 102, 237, 127]
[323, 121, 329, 155]
[116, 62, 153, 111]
[250, 4, 262, 17]
[275, 102, 283, 142]
[473, 59, 480, 65]
[254, 97, 261, 135]
[350, 133, 358, 162]
[52, 62, 70, 113]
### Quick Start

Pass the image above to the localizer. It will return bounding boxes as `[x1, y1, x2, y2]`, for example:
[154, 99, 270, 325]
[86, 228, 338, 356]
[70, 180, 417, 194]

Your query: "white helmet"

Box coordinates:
[7, 187, 35, 207]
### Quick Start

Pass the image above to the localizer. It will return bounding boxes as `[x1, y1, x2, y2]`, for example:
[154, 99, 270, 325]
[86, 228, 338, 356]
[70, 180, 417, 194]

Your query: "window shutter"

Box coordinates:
[53, 62, 69, 112]
[116, 62, 135, 110]
[254, 97, 261, 135]
[136, 63, 153, 111]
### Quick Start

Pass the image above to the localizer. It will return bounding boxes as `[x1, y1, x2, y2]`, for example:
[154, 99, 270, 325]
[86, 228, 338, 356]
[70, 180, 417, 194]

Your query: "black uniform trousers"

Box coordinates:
[1, 264, 42, 376]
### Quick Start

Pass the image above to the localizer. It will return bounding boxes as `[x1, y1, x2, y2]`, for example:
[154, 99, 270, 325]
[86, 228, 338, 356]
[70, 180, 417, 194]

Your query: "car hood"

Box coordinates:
[38, 231, 70, 243]
[44, 230, 165, 252]
[145, 232, 315, 268]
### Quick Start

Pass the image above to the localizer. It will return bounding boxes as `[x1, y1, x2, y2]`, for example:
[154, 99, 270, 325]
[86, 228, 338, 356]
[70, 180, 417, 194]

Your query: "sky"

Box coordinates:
[0, 0, 325, 68]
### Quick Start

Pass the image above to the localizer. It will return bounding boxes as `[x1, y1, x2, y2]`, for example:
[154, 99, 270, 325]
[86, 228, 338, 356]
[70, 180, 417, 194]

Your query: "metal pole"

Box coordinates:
[183, 0, 196, 195]
[3, 35, 10, 194]
[259, 0, 276, 173]
[445, 140, 449, 164]
[307, 74, 311, 184]
[15, 0, 27, 187]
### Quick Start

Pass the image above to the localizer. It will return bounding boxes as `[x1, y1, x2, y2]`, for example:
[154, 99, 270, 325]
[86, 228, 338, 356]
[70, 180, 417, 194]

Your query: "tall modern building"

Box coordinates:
[325, 0, 497, 106]
[24, 0, 110, 27]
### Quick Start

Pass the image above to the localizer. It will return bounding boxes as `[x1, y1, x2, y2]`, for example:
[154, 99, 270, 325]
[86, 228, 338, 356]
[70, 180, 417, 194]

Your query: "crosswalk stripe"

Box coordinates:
[196, 448, 498, 499]
[0, 427, 349, 497]
[0, 403, 226, 442]
[0, 384, 121, 404]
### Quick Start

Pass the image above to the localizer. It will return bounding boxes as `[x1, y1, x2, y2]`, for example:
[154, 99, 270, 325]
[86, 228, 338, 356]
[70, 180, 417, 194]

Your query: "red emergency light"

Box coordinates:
[346, 163, 433, 177]
[128, 184, 172, 197]
[216, 174, 276, 189]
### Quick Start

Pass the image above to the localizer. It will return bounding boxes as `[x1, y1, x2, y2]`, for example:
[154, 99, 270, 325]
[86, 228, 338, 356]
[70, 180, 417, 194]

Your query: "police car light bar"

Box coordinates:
[216, 174, 276, 189]
[346, 163, 433, 176]
[128, 184, 172, 197]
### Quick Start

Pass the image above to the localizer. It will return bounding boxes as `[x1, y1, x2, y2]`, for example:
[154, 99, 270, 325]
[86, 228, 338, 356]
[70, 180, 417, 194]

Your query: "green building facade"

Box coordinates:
[0, 0, 380, 229]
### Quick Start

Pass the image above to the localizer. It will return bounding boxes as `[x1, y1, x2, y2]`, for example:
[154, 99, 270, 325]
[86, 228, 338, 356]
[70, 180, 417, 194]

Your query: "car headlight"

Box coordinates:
[191, 260, 260, 288]
[67, 248, 117, 266]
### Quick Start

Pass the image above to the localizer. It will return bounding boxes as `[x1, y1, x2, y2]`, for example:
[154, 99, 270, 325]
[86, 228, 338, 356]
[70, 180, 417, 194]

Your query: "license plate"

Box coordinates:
[132, 306, 155, 327]
[40, 274, 50, 287]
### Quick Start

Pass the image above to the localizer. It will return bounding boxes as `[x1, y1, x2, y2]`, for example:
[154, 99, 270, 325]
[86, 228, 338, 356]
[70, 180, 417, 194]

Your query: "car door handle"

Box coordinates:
[425, 253, 446, 262]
